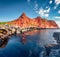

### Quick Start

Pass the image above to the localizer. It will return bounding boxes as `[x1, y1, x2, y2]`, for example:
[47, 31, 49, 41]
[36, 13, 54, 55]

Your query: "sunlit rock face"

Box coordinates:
[7, 13, 58, 28]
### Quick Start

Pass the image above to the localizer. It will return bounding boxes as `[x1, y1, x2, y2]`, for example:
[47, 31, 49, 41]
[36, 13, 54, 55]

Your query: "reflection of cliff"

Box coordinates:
[7, 13, 58, 28]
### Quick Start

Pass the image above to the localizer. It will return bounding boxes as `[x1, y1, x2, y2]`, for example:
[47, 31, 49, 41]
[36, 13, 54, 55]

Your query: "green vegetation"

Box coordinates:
[0, 22, 7, 25]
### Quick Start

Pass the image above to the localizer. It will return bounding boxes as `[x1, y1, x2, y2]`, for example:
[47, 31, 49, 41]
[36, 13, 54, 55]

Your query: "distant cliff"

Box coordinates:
[7, 13, 58, 28]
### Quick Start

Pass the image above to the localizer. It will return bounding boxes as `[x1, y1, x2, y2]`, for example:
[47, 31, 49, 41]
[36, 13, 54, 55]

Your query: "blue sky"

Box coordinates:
[0, 0, 60, 26]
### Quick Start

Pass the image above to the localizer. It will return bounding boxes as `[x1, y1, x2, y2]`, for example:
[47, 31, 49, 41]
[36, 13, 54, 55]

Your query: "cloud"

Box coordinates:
[58, 10, 60, 14]
[55, 21, 60, 27]
[27, 0, 30, 2]
[46, 8, 50, 12]
[54, 0, 60, 9]
[33, 2, 38, 10]
[44, 14, 49, 17]
[54, 6, 57, 9]
[55, 0, 60, 5]
[38, 8, 44, 16]
[54, 16, 60, 19]
[38, 8, 50, 17]
[49, 0, 52, 4]
[46, 6, 49, 8]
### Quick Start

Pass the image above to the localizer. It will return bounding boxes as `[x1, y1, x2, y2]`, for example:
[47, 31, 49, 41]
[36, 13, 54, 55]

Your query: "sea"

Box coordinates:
[0, 29, 60, 57]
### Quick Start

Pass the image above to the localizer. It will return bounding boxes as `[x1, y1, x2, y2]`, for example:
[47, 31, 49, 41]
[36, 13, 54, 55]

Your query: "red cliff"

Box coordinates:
[7, 13, 58, 28]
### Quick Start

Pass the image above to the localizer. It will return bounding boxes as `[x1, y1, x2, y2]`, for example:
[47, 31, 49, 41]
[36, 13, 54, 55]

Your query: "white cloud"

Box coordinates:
[54, 0, 60, 9]
[55, 21, 60, 27]
[46, 6, 49, 8]
[58, 10, 60, 14]
[43, 8, 50, 13]
[54, 16, 60, 19]
[38, 8, 44, 16]
[35, 11, 38, 13]
[54, 6, 57, 9]
[27, 0, 30, 2]
[33, 3, 38, 10]
[49, 0, 52, 4]
[45, 14, 49, 17]
[33, 1, 39, 11]
[55, 0, 60, 5]
[38, 8, 50, 17]
[47, 8, 50, 12]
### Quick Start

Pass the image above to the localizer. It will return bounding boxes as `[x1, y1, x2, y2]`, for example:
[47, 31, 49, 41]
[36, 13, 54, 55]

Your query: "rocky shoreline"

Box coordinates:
[0, 25, 60, 48]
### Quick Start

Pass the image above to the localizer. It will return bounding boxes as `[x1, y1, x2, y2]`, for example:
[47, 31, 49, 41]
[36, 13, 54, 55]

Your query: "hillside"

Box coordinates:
[7, 13, 58, 28]
[0, 13, 58, 28]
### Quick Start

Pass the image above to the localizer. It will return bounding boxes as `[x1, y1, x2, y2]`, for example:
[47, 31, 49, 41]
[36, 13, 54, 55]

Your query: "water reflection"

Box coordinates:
[0, 29, 60, 57]
[38, 29, 58, 47]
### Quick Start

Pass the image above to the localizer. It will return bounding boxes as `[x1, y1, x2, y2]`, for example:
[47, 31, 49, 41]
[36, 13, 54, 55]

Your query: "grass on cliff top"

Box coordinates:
[0, 22, 7, 25]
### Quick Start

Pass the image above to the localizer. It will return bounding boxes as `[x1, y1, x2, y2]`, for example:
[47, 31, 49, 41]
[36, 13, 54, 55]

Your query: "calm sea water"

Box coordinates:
[0, 29, 60, 57]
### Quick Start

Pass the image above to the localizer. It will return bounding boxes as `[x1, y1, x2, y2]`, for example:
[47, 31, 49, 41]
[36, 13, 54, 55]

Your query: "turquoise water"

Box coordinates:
[0, 29, 60, 57]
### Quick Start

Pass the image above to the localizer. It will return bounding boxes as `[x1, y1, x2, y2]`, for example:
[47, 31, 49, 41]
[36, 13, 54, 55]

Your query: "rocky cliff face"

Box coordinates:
[7, 13, 58, 28]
